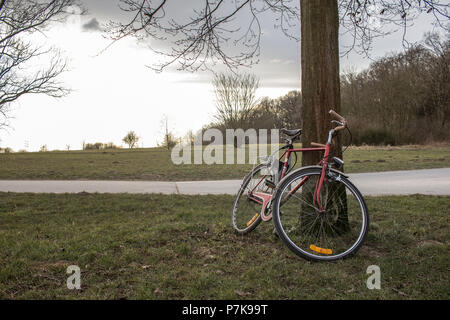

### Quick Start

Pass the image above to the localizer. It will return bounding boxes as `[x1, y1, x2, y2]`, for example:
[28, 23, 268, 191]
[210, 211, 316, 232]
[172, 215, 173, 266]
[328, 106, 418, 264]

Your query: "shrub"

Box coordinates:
[104, 142, 119, 149]
[356, 129, 395, 146]
[158, 132, 178, 150]
[123, 131, 139, 148]
[83, 143, 100, 150]
[83, 142, 119, 150]
[0, 147, 14, 153]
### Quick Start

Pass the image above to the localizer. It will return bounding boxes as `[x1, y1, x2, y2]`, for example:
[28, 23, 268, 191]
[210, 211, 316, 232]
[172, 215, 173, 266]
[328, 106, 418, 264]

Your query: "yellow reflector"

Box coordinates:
[247, 213, 259, 227]
[310, 244, 333, 255]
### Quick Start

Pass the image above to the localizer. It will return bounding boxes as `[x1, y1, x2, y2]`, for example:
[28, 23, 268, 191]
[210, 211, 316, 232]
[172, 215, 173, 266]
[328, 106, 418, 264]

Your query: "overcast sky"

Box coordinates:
[0, 0, 442, 151]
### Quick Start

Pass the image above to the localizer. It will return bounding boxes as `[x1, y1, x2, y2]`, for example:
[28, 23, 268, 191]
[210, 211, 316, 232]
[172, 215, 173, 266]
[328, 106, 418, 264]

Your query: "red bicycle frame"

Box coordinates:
[245, 109, 348, 226]
[246, 109, 348, 223]
[248, 143, 330, 221]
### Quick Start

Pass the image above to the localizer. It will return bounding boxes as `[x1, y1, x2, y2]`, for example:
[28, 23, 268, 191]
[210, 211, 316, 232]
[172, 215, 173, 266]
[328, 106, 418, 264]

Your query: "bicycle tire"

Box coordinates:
[272, 166, 369, 261]
[232, 163, 274, 234]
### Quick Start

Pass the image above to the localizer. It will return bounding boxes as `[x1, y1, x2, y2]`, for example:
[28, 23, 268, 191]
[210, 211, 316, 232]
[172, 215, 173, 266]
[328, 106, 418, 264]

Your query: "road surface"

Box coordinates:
[0, 168, 449, 196]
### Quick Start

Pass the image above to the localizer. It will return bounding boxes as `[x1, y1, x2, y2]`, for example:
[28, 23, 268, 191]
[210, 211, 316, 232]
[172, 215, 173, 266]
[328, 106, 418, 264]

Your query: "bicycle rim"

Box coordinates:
[273, 168, 368, 261]
[232, 164, 273, 234]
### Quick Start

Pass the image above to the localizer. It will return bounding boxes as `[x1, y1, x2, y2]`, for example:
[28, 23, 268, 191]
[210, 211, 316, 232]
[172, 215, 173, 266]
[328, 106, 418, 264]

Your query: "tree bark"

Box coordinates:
[300, 0, 348, 235]
[301, 0, 342, 165]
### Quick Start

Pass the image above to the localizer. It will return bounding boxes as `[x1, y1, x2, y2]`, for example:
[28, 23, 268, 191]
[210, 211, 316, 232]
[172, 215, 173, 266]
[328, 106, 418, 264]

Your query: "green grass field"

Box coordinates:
[0, 192, 448, 299]
[0, 144, 449, 181]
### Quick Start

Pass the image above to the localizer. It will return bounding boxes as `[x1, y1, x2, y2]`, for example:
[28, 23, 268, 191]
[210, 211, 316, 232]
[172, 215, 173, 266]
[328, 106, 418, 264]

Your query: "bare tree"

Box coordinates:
[107, 1, 448, 71]
[213, 72, 259, 130]
[243, 90, 301, 131]
[106, 0, 300, 72]
[123, 130, 140, 148]
[423, 31, 450, 127]
[0, 0, 81, 129]
[158, 114, 177, 150]
[339, 0, 450, 56]
[183, 129, 195, 146]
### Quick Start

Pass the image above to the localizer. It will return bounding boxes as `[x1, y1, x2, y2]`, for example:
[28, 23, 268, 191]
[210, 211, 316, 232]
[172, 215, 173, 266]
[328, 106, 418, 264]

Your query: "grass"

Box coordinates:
[0, 144, 449, 181]
[0, 192, 448, 299]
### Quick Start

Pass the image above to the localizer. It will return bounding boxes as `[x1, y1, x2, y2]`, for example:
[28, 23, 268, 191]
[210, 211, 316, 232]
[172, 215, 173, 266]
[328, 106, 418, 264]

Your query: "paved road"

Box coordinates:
[0, 168, 449, 196]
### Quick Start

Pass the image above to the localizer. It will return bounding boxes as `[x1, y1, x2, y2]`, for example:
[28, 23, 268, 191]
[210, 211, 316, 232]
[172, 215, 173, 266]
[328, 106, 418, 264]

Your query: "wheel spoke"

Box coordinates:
[274, 170, 368, 261]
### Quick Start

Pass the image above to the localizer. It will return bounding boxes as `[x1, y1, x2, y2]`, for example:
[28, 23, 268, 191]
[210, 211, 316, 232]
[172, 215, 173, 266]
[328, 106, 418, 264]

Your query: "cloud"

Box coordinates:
[82, 18, 101, 32]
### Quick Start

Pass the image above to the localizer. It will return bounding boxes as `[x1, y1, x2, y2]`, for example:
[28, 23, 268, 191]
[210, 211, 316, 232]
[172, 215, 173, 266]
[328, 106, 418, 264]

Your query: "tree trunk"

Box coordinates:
[300, 0, 348, 235]
[301, 0, 342, 165]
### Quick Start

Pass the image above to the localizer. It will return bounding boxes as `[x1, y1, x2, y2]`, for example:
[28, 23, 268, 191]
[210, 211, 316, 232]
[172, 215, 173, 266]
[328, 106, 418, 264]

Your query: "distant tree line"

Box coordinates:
[341, 32, 449, 145]
[206, 32, 448, 146]
[83, 142, 120, 150]
[248, 91, 302, 131]
[82, 132, 139, 150]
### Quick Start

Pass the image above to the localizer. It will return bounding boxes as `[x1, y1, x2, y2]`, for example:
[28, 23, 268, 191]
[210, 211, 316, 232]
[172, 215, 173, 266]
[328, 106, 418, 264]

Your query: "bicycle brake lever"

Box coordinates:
[331, 120, 344, 126]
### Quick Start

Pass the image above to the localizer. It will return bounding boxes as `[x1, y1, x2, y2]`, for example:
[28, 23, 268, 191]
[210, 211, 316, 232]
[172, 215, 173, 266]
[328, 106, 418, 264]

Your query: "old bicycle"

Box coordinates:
[232, 110, 369, 261]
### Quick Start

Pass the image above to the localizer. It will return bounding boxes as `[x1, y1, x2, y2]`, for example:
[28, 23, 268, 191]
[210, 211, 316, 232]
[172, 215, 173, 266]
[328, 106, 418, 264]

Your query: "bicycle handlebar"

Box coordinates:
[329, 109, 347, 132]
[329, 109, 345, 122]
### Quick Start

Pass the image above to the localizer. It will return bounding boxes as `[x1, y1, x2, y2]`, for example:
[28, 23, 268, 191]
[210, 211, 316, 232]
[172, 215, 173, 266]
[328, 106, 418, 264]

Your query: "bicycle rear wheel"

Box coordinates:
[232, 164, 274, 234]
[272, 167, 369, 261]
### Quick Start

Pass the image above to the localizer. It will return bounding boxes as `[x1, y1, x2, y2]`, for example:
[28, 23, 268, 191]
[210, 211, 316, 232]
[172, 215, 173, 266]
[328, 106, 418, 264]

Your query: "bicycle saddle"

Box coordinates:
[281, 128, 302, 137]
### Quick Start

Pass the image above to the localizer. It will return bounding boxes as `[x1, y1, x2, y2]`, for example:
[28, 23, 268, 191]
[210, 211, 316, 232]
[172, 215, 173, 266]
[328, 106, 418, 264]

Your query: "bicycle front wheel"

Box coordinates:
[272, 167, 369, 261]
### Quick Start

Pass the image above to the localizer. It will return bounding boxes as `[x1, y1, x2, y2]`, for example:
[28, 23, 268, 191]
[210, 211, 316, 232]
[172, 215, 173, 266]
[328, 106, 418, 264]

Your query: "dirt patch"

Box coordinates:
[33, 260, 70, 272]
[195, 246, 212, 257]
[348, 143, 450, 151]
[140, 173, 162, 180]
[417, 240, 445, 248]
[359, 245, 383, 258]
